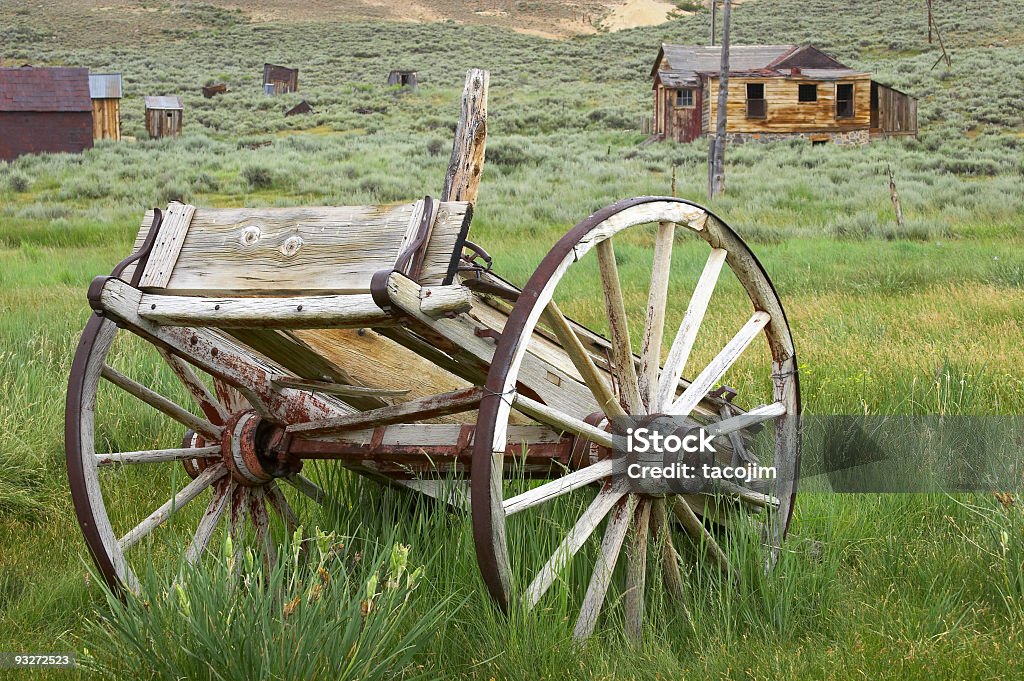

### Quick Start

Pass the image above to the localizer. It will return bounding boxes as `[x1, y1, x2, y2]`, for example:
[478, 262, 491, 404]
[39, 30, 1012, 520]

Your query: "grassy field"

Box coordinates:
[1, 0, 1023, 678]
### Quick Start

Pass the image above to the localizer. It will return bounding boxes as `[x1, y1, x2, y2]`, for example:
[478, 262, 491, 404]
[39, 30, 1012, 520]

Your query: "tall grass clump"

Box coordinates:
[80, 528, 449, 680]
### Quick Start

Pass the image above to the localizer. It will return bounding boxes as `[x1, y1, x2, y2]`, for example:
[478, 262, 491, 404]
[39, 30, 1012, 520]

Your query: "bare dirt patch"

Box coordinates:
[601, 0, 680, 32]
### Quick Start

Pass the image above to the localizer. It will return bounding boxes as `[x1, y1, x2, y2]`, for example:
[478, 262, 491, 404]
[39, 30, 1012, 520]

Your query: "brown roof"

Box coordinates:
[0, 67, 92, 112]
[652, 44, 861, 82]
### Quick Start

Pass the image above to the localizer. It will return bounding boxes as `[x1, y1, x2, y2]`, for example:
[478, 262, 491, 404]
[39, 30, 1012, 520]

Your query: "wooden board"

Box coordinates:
[708, 74, 871, 133]
[132, 201, 470, 295]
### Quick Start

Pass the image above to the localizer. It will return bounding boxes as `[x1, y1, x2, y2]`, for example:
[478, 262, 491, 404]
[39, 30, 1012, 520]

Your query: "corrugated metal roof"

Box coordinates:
[0, 67, 91, 112]
[89, 73, 122, 99]
[657, 71, 698, 88]
[663, 44, 797, 74]
[144, 95, 183, 110]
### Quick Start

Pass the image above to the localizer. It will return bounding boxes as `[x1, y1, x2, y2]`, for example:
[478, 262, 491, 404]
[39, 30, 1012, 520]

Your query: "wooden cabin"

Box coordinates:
[0, 66, 93, 160]
[386, 70, 418, 90]
[285, 100, 313, 117]
[89, 73, 122, 141]
[144, 95, 183, 138]
[263, 63, 298, 95]
[651, 44, 917, 144]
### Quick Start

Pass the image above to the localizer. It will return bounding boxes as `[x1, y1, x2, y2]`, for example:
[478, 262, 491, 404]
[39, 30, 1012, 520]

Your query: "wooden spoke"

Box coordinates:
[283, 473, 326, 505]
[250, 487, 276, 569]
[512, 394, 613, 450]
[596, 239, 643, 413]
[287, 387, 483, 437]
[715, 480, 780, 509]
[100, 364, 221, 441]
[542, 302, 625, 420]
[503, 459, 615, 516]
[159, 349, 229, 424]
[215, 379, 249, 414]
[119, 464, 227, 551]
[638, 221, 675, 411]
[667, 310, 770, 417]
[526, 483, 626, 609]
[265, 482, 299, 535]
[656, 248, 727, 411]
[624, 497, 651, 641]
[573, 494, 637, 640]
[705, 401, 786, 438]
[96, 445, 220, 466]
[185, 479, 234, 564]
[651, 498, 687, 605]
[669, 495, 737, 584]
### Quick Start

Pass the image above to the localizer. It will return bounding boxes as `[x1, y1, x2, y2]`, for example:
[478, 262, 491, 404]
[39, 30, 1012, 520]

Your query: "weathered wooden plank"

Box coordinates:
[137, 202, 469, 295]
[138, 292, 393, 328]
[138, 202, 196, 289]
[271, 376, 409, 398]
[639, 221, 675, 410]
[442, 68, 488, 206]
[287, 387, 484, 436]
[419, 285, 473, 317]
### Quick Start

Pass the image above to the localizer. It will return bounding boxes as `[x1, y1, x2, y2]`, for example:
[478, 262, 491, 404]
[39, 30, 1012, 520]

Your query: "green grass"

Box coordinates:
[1, 0, 1023, 678]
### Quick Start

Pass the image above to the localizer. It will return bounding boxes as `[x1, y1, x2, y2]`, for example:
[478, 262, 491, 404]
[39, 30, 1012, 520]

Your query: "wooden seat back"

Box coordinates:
[124, 199, 471, 296]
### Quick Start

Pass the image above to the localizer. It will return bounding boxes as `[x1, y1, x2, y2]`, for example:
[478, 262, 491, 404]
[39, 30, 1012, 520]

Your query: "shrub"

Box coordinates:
[6, 170, 31, 193]
[242, 164, 275, 190]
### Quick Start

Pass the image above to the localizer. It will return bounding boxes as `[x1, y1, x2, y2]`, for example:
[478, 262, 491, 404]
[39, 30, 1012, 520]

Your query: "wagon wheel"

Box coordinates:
[66, 315, 323, 593]
[471, 197, 800, 638]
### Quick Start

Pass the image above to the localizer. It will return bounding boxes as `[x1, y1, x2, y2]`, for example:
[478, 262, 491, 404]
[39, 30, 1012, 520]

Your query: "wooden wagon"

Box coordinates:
[67, 70, 799, 639]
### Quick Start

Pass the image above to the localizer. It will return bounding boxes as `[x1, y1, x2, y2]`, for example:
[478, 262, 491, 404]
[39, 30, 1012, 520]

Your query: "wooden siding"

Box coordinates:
[708, 75, 871, 133]
[0, 111, 92, 160]
[92, 98, 120, 140]
[871, 82, 918, 136]
[145, 108, 182, 138]
[654, 84, 701, 142]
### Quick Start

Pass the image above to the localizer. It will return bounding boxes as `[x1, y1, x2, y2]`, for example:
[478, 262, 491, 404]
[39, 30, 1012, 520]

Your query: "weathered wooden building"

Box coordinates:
[285, 100, 313, 117]
[263, 63, 298, 95]
[651, 44, 917, 144]
[386, 70, 418, 90]
[0, 67, 93, 160]
[202, 83, 228, 98]
[144, 95, 183, 138]
[89, 73, 122, 141]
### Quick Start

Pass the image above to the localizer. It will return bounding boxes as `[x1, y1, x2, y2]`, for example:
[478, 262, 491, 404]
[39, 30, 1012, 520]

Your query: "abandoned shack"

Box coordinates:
[0, 66, 93, 160]
[284, 100, 313, 117]
[263, 64, 298, 95]
[89, 72, 122, 141]
[144, 95, 183, 138]
[202, 83, 228, 98]
[650, 44, 917, 144]
[386, 70, 418, 90]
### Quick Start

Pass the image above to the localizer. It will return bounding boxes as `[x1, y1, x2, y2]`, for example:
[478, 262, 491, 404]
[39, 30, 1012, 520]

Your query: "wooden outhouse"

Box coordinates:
[0, 66, 93, 160]
[89, 73, 122, 141]
[144, 95, 183, 138]
[386, 70, 418, 90]
[263, 64, 298, 95]
[650, 44, 917, 144]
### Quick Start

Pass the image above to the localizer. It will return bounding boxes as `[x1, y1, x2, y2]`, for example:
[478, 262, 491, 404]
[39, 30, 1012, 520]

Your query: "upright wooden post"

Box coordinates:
[442, 69, 489, 205]
[708, 0, 731, 199]
[710, 0, 716, 45]
[887, 164, 904, 227]
[927, 0, 933, 43]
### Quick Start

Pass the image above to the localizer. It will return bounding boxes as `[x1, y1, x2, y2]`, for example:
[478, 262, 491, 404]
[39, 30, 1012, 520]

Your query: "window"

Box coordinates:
[675, 89, 694, 108]
[836, 83, 854, 118]
[798, 83, 818, 103]
[746, 83, 766, 118]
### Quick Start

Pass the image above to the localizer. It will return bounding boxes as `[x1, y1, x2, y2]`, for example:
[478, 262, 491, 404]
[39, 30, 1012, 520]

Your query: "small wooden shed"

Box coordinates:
[144, 95, 183, 138]
[285, 100, 313, 117]
[386, 70, 418, 90]
[263, 63, 298, 95]
[0, 66, 93, 160]
[89, 73, 122, 141]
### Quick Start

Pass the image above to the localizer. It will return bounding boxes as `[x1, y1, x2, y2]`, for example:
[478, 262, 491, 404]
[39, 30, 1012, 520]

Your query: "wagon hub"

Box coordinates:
[220, 411, 297, 485]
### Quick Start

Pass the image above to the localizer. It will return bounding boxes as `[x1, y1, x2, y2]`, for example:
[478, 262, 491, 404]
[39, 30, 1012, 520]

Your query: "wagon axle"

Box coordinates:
[219, 412, 301, 486]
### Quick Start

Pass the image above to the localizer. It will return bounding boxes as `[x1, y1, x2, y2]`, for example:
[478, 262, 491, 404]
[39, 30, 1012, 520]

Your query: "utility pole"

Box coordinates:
[927, 0, 933, 43]
[710, 0, 716, 45]
[708, 0, 730, 199]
